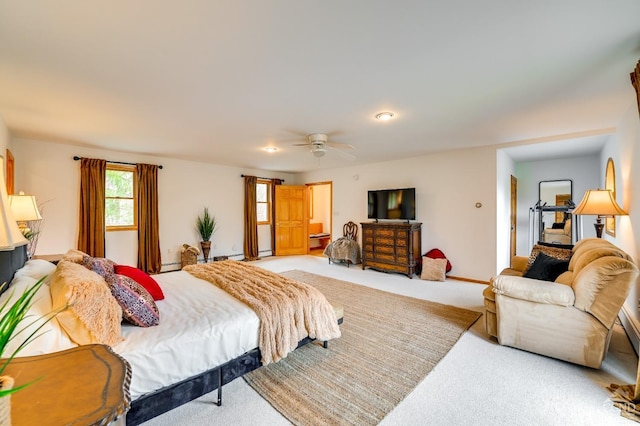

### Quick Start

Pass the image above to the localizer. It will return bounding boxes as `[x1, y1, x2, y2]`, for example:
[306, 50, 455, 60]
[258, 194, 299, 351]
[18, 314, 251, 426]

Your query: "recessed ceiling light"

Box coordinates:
[264, 147, 278, 153]
[375, 112, 395, 121]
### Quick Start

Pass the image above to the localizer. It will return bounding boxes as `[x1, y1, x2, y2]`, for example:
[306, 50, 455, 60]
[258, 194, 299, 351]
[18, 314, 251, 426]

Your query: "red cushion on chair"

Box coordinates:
[424, 249, 452, 273]
[114, 265, 165, 300]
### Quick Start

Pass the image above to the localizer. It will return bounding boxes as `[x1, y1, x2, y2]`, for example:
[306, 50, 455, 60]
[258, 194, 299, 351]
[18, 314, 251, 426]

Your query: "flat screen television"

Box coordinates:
[367, 188, 416, 221]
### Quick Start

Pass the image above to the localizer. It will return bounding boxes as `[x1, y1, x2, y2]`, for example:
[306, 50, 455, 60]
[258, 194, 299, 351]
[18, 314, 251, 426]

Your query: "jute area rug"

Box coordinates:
[243, 270, 482, 426]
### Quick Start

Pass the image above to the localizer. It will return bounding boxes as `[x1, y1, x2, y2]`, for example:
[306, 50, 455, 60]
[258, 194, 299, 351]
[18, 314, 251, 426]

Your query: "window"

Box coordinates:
[256, 179, 271, 224]
[106, 164, 137, 231]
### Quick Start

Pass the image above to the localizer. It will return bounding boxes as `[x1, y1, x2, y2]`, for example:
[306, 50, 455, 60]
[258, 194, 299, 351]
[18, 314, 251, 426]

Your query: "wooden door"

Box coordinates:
[275, 185, 308, 255]
[510, 175, 517, 260]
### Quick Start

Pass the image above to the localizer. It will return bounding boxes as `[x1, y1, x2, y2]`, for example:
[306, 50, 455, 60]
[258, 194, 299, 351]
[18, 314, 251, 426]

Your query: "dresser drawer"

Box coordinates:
[375, 237, 395, 246]
[375, 253, 395, 262]
[396, 247, 407, 256]
[367, 260, 406, 273]
[364, 236, 374, 244]
[375, 245, 395, 254]
[364, 228, 374, 237]
[396, 238, 407, 247]
[374, 229, 395, 238]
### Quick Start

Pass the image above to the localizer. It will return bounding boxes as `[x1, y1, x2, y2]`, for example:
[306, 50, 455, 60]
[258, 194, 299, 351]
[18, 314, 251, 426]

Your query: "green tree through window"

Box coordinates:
[106, 165, 137, 230]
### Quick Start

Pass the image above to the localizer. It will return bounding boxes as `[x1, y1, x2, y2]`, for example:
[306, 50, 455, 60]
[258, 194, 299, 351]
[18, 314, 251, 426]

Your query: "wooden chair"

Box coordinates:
[343, 221, 357, 240]
[325, 221, 361, 267]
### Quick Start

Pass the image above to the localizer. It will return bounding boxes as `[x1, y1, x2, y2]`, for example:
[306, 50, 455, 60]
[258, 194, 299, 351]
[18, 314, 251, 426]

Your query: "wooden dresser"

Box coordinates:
[361, 222, 422, 278]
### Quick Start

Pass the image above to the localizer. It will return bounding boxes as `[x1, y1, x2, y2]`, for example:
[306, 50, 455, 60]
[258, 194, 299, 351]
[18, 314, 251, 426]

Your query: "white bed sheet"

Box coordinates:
[112, 270, 260, 400]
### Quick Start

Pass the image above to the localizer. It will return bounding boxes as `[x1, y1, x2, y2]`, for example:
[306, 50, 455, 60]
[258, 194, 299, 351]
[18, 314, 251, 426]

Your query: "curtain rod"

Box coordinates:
[73, 156, 163, 169]
[241, 174, 284, 182]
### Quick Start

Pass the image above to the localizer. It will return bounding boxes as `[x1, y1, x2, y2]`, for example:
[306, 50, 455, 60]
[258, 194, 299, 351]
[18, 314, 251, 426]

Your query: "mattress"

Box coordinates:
[112, 270, 260, 400]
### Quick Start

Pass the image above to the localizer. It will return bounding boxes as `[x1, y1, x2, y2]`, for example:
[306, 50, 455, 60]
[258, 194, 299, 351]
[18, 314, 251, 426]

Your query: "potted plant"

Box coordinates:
[0, 276, 59, 422]
[196, 207, 216, 263]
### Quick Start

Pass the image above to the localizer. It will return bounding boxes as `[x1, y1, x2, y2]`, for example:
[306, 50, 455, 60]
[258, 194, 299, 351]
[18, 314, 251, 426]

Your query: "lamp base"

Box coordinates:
[594, 219, 604, 238]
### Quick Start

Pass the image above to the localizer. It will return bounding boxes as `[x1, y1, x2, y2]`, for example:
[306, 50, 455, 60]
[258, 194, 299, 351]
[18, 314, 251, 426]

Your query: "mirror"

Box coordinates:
[605, 158, 616, 237]
[538, 179, 573, 244]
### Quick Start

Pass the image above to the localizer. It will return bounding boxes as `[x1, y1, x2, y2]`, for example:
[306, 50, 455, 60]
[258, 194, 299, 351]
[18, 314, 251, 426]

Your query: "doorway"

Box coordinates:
[307, 182, 333, 256]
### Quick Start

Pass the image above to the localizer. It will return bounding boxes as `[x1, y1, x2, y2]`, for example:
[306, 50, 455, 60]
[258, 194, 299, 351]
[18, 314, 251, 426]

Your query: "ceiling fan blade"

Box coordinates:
[292, 143, 312, 146]
[329, 148, 356, 160]
[327, 142, 355, 150]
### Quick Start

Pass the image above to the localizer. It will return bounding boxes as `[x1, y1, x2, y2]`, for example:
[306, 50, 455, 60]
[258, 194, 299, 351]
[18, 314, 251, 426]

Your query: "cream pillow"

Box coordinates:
[420, 257, 447, 281]
[0, 274, 75, 356]
[60, 249, 89, 264]
[50, 260, 123, 346]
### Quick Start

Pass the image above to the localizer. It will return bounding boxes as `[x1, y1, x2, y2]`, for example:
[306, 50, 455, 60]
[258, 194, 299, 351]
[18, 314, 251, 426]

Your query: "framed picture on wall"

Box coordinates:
[605, 157, 616, 237]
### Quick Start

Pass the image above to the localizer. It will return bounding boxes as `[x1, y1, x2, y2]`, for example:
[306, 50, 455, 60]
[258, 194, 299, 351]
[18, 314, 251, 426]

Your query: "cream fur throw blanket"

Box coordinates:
[184, 261, 341, 364]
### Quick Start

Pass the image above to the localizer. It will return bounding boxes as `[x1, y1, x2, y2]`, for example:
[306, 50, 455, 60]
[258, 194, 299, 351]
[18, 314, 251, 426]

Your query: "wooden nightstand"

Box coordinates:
[32, 254, 64, 265]
[3, 344, 131, 425]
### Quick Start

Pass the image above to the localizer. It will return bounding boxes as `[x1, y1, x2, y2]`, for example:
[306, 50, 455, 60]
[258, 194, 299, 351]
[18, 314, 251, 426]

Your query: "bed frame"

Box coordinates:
[126, 319, 343, 425]
[0, 249, 339, 425]
[0, 245, 27, 296]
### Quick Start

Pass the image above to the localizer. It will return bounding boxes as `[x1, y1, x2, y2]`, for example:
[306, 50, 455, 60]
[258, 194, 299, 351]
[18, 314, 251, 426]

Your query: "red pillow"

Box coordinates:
[114, 265, 165, 300]
[424, 248, 452, 273]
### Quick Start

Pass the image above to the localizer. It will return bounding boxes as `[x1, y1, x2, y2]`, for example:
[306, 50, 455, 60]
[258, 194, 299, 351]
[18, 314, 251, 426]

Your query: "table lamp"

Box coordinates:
[572, 189, 627, 238]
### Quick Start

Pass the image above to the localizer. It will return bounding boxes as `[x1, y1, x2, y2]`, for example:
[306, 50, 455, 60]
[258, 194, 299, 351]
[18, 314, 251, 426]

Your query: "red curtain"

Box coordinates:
[77, 158, 106, 257]
[137, 164, 162, 273]
[632, 59, 640, 118]
[243, 175, 259, 261]
[270, 178, 283, 254]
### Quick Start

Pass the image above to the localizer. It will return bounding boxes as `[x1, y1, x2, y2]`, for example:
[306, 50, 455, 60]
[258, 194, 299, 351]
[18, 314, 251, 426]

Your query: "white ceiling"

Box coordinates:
[1, 1, 639, 173]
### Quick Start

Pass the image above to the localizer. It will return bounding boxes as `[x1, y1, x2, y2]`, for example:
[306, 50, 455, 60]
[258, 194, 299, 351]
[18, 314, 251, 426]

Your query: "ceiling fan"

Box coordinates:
[293, 133, 355, 158]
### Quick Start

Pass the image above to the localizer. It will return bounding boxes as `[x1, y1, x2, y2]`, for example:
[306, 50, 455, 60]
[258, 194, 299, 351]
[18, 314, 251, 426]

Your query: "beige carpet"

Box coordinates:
[243, 270, 482, 426]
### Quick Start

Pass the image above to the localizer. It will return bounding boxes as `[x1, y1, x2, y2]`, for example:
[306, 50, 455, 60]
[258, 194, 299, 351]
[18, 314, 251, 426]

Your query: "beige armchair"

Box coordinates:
[484, 238, 639, 368]
[542, 218, 571, 245]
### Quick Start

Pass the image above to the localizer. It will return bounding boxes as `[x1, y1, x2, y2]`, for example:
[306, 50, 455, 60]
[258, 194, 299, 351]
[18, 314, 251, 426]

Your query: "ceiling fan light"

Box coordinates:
[311, 144, 326, 157]
[375, 112, 395, 121]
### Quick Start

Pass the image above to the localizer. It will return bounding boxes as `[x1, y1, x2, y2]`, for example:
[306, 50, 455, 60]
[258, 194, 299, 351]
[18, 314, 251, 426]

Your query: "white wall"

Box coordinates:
[600, 103, 640, 350]
[298, 146, 498, 281]
[511, 155, 600, 255]
[12, 137, 294, 271]
[0, 115, 9, 156]
[495, 149, 515, 273]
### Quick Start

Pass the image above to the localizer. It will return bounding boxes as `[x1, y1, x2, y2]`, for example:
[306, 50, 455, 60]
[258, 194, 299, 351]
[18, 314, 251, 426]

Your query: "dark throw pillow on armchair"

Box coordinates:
[523, 252, 569, 282]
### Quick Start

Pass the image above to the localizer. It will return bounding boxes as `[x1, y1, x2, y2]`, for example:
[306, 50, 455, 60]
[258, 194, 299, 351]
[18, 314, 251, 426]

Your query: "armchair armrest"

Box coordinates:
[490, 274, 575, 307]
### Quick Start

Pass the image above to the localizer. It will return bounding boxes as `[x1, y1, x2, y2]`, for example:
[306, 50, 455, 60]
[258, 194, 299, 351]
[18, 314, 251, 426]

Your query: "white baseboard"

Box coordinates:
[619, 305, 639, 356]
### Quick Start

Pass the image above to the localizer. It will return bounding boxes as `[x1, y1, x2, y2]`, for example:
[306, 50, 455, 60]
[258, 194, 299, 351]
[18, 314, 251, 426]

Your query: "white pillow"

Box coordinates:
[0, 274, 75, 357]
[13, 259, 57, 283]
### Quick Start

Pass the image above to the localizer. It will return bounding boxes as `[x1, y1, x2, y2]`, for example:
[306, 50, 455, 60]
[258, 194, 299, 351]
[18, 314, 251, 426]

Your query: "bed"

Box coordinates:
[0, 248, 343, 425]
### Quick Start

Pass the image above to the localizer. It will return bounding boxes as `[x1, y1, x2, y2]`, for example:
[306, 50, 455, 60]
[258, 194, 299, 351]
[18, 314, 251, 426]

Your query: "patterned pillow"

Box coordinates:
[82, 255, 116, 278]
[523, 243, 573, 275]
[420, 257, 447, 281]
[105, 273, 160, 327]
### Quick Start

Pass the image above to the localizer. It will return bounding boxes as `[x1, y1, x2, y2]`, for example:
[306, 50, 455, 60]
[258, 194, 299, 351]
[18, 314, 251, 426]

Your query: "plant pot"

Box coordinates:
[200, 241, 211, 263]
[0, 376, 13, 425]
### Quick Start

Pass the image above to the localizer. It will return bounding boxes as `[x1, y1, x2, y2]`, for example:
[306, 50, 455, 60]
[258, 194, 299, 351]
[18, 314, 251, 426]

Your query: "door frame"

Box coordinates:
[306, 181, 333, 254]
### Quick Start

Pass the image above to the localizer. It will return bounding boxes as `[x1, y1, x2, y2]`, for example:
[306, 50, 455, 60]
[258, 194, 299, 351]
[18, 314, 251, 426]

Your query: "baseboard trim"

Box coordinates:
[447, 275, 490, 285]
[619, 305, 639, 356]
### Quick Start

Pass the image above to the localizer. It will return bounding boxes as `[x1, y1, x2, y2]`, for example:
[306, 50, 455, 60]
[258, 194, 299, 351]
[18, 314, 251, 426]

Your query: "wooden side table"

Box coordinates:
[32, 254, 64, 265]
[4, 344, 131, 425]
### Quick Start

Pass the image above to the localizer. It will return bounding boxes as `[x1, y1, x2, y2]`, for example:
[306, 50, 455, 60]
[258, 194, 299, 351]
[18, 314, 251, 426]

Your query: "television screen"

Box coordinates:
[367, 188, 416, 220]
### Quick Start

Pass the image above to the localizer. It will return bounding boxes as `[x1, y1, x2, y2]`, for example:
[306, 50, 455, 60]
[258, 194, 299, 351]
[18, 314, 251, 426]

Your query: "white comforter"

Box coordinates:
[4, 260, 261, 402]
[113, 271, 260, 400]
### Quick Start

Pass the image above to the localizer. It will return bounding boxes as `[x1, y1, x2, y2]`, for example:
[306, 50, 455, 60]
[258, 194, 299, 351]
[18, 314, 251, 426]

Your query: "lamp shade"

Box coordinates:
[572, 189, 627, 216]
[8, 191, 43, 221]
[0, 159, 28, 250]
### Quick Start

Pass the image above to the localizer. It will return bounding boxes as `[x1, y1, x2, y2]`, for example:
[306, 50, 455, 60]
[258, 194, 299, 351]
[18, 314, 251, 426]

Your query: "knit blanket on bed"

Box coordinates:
[183, 260, 341, 364]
